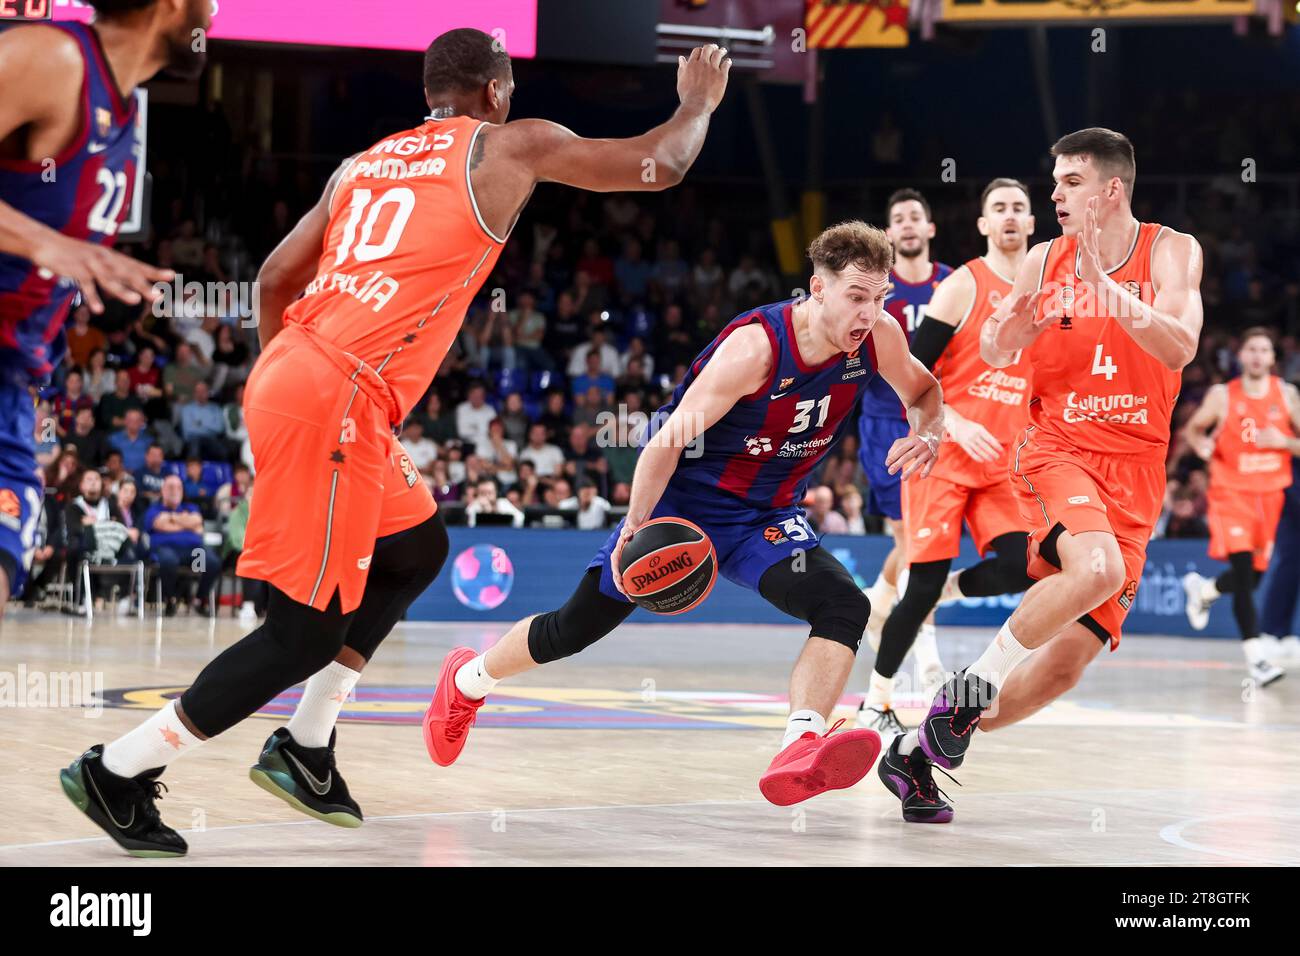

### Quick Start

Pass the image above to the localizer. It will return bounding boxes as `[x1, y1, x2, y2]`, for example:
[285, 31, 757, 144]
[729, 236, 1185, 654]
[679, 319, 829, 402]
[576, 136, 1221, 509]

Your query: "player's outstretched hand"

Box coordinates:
[886, 433, 938, 481]
[609, 521, 639, 597]
[677, 43, 731, 115]
[947, 415, 1003, 463]
[990, 289, 1048, 353]
[30, 231, 173, 314]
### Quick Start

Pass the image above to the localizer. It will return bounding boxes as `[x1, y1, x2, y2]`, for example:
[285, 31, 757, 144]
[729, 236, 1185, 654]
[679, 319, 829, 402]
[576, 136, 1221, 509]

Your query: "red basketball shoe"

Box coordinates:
[758, 719, 881, 806]
[423, 647, 485, 766]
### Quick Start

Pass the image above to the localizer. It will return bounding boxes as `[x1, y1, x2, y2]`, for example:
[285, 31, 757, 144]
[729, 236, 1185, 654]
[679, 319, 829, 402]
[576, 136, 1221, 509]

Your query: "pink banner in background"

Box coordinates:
[49, 0, 537, 56]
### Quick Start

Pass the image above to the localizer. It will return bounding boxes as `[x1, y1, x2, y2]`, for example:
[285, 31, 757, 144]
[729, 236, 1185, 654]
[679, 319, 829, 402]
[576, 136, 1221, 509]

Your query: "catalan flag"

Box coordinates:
[804, 0, 909, 48]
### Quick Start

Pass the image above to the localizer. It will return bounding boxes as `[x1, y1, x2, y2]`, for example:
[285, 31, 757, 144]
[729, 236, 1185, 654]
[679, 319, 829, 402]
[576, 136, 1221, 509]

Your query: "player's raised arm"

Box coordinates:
[0, 28, 172, 313]
[980, 242, 1049, 368]
[1080, 199, 1203, 371]
[1182, 383, 1226, 461]
[610, 323, 770, 593]
[872, 315, 943, 480]
[253, 157, 352, 349]
[505, 44, 730, 193]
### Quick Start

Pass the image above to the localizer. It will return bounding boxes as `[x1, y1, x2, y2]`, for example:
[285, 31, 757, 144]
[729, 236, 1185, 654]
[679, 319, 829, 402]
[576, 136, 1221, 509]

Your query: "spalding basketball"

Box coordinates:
[618, 517, 717, 615]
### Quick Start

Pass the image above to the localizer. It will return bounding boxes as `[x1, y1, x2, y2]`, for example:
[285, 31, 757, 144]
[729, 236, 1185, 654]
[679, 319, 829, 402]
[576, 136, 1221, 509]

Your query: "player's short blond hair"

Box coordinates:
[807, 220, 893, 278]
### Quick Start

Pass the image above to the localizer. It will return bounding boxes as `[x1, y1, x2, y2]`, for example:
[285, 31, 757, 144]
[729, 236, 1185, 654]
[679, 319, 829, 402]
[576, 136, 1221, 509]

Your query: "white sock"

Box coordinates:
[286, 660, 360, 749]
[1242, 637, 1267, 665]
[871, 571, 898, 603]
[913, 622, 940, 672]
[864, 670, 893, 708]
[967, 620, 1034, 691]
[1200, 576, 1221, 603]
[102, 700, 205, 779]
[899, 728, 921, 754]
[782, 709, 826, 748]
[454, 654, 499, 701]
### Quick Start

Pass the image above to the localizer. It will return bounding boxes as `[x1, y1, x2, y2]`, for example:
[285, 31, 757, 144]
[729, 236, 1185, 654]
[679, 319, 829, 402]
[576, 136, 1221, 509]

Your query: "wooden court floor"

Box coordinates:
[1, 610, 1296, 866]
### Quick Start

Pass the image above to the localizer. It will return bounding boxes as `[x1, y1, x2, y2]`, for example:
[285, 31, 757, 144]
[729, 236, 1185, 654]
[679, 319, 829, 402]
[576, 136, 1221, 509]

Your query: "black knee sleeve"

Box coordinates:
[759, 547, 869, 653]
[1216, 551, 1261, 640]
[957, 532, 1033, 597]
[180, 588, 354, 738]
[527, 568, 635, 664]
[345, 512, 450, 662]
[876, 559, 949, 678]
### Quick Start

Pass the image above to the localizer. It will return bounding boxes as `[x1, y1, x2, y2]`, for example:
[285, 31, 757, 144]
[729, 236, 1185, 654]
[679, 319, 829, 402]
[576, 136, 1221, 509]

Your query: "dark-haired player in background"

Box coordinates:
[63, 30, 733, 858]
[1181, 327, 1300, 686]
[0, 0, 208, 612]
[424, 220, 945, 809]
[859, 189, 951, 674]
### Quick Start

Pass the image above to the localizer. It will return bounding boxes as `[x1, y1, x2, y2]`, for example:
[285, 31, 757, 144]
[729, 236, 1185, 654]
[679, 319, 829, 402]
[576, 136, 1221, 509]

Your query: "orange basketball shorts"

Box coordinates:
[1207, 484, 1285, 572]
[1009, 427, 1166, 648]
[901, 470, 1024, 565]
[237, 324, 436, 613]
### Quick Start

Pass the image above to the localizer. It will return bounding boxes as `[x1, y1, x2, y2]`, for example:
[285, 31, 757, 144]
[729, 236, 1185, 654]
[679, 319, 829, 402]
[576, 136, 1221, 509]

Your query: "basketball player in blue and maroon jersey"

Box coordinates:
[858, 188, 952, 656]
[426, 221, 946, 806]
[0, 0, 208, 610]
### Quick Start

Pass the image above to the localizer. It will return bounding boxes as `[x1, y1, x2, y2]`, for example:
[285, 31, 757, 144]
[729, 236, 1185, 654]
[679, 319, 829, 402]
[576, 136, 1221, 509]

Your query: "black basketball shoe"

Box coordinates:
[877, 735, 956, 823]
[249, 728, 362, 828]
[918, 670, 997, 769]
[59, 745, 187, 858]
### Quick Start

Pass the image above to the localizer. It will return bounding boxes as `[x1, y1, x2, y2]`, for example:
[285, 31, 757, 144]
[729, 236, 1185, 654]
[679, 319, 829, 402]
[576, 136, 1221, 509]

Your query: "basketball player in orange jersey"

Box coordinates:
[60, 30, 732, 858]
[862, 181, 1038, 802]
[1182, 327, 1300, 686]
[898, 128, 1204, 801]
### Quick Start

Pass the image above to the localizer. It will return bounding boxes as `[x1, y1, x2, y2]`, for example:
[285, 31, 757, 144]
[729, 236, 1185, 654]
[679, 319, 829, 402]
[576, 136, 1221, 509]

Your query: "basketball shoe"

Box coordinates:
[59, 745, 187, 858]
[877, 735, 956, 823]
[423, 646, 484, 766]
[249, 728, 362, 827]
[759, 719, 881, 806]
[918, 670, 996, 770]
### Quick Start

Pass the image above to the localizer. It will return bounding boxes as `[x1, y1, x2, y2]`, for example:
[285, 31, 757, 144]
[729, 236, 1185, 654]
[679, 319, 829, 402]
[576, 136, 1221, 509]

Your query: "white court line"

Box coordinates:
[5, 786, 1287, 855]
[1158, 808, 1300, 866]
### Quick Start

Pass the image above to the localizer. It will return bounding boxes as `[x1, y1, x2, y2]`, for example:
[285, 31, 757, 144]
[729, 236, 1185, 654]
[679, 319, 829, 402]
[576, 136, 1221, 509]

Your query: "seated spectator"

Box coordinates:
[512, 459, 540, 507]
[47, 446, 83, 499]
[164, 341, 207, 407]
[84, 348, 116, 402]
[179, 381, 229, 461]
[728, 254, 772, 301]
[103, 325, 135, 368]
[542, 477, 573, 509]
[519, 422, 565, 477]
[134, 443, 169, 505]
[64, 470, 133, 600]
[544, 289, 585, 356]
[838, 485, 867, 535]
[185, 314, 222, 364]
[224, 382, 248, 453]
[564, 478, 612, 530]
[100, 450, 128, 495]
[455, 381, 496, 448]
[808, 485, 848, 534]
[110, 408, 153, 473]
[538, 390, 572, 447]
[651, 238, 689, 299]
[116, 476, 146, 534]
[416, 391, 458, 445]
[571, 350, 615, 403]
[400, 419, 439, 475]
[564, 422, 608, 497]
[507, 290, 553, 373]
[145, 474, 220, 615]
[221, 475, 268, 622]
[215, 462, 252, 518]
[619, 336, 655, 383]
[33, 399, 60, 469]
[567, 327, 620, 379]
[429, 459, 460, 504]
[53, 368, 94, 436]
[182, 457, 217, 517]
[127, 346, 165, 413]
[615, 237, 653, 305]
[97, 369, 144, 431]
[477, 417, 518, 486]
[465, 477, 524, 528]
[210, 322, 250, 395]
[498, 392, 531, 447]
[63, 407, 108, 468]
[66, 305, 105, 369]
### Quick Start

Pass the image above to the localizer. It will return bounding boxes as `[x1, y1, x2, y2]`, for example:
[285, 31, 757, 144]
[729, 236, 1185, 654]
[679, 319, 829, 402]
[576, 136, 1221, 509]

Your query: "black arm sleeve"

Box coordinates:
[908, 316, 958, 371]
